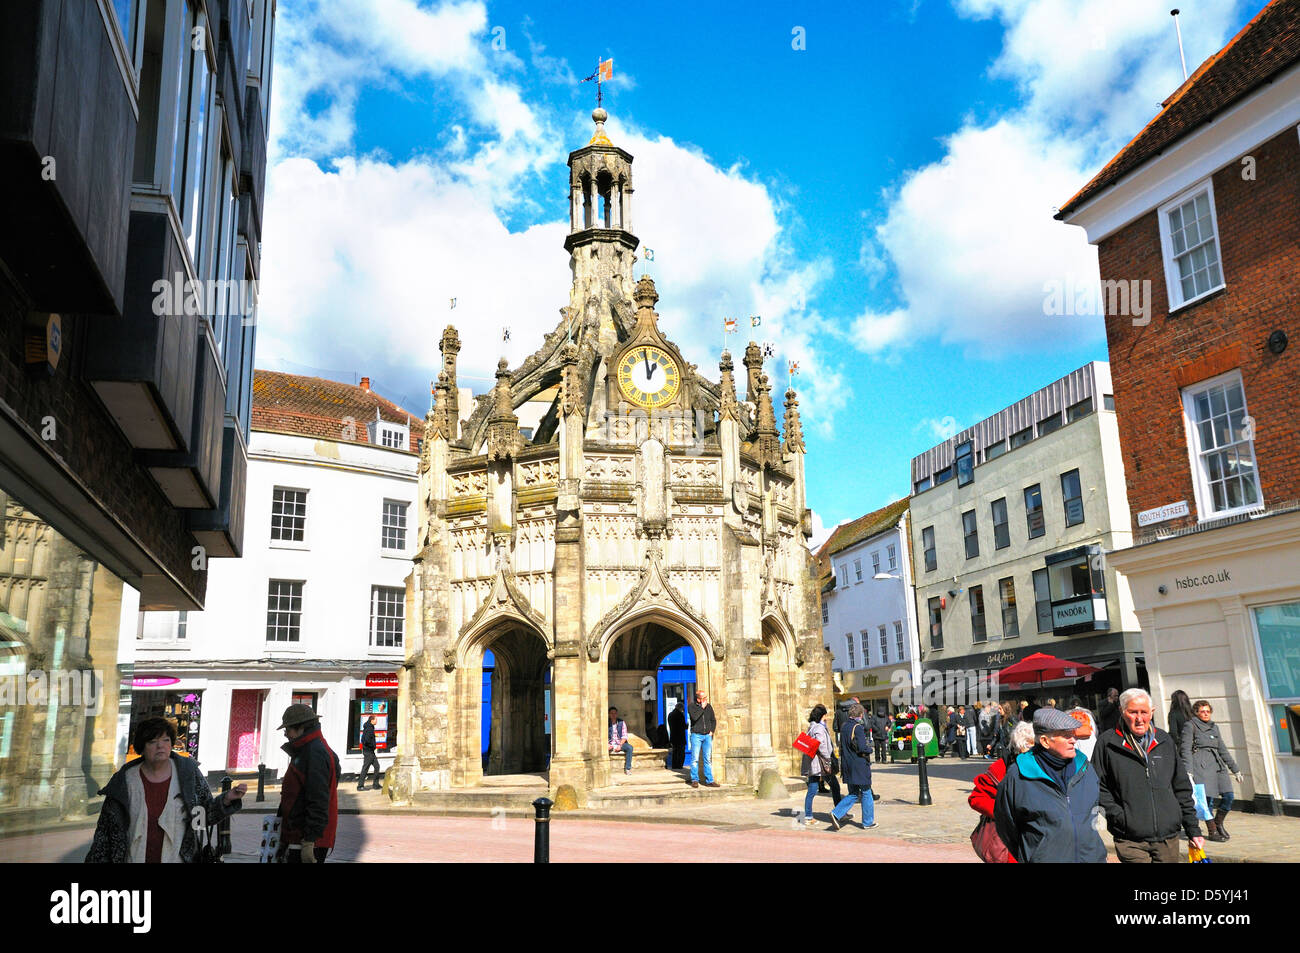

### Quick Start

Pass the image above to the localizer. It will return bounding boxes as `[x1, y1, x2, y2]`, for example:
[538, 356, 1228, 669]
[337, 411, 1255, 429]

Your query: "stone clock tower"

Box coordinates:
[392, 109, 831, 804]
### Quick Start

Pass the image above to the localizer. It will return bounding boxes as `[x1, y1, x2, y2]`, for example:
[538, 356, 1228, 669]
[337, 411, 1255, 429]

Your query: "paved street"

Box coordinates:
[5, 757, 1296, 862]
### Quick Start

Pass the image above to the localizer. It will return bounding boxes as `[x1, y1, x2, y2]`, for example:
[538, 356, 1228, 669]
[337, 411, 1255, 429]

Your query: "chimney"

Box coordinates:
[360, 376, 371, 392]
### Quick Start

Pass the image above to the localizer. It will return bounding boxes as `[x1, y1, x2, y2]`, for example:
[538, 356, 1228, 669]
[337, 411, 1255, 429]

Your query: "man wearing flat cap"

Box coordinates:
[993, 707, 1107, 863]
[276, 703, 340, 863]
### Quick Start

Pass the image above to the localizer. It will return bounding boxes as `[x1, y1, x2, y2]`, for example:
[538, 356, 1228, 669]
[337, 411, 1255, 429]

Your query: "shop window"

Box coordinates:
[292, 691, 318, 712]
[1045, 548, 1108, 634]
[131, 690, 203, 758]
[348, 693, 397, 754]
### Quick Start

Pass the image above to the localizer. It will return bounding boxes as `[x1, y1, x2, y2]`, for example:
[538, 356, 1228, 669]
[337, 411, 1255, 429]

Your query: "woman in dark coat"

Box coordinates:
[1168, 690, 1194, 746]
[828, 704, 876, 830]
[1181, 700, 1243, 842]
[943, 706, 958, 757]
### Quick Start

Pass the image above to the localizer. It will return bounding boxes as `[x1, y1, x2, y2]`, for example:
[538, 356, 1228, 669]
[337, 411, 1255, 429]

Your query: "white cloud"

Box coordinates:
[851, 0, 1245, 360]
[915, 415, 959, 443]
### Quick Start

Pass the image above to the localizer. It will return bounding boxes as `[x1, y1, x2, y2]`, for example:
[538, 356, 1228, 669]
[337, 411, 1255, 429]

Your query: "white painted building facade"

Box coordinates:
[129, 423, 419, 781]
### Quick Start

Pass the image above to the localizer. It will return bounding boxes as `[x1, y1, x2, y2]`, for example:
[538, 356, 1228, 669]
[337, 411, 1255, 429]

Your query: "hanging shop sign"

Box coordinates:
[131, 676, 180, 688]
[365, 673, 398, 689]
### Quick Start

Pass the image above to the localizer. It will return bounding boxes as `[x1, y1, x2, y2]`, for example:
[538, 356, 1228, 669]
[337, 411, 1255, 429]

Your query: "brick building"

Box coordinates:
[1058, 0, 1300, 813]
[1, 1, 276, 827]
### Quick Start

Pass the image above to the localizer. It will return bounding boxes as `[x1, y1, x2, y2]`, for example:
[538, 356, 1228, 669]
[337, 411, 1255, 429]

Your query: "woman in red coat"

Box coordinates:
[968, 719, 1035, 862]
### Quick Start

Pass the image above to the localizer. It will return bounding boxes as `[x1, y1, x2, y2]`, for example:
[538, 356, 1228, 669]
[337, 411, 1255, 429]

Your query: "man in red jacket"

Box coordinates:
[276, 704, 340, 863]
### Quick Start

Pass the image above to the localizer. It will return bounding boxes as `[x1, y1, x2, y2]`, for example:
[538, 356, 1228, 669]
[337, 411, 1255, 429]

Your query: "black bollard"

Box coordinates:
[218, 776, 234, 857]
[532, 797, 553, 864]
[256, 763, 266, 802]
[917, 752, 933, 806]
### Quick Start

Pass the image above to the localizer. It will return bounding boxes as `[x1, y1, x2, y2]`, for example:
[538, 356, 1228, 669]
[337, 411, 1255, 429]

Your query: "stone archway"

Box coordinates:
[597, 609, 715, 787]
[761, 617, 800, 777]
[452, 618, 552, 786]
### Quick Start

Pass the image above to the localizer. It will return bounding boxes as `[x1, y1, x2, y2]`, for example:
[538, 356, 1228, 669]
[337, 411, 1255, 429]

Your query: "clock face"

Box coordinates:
[616, 345, 681, 408]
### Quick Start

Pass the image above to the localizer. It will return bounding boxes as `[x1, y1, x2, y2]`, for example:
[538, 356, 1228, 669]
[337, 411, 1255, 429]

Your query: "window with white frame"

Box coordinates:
[266, 580, 303, 642]
[368, 420, 408, 449]
[845, 633, 855, 669]
[860, 630, 871, 668]
[370, 586, 404, 648]
[879, 625, 889, 665]
[1159, 181, 1225, 309]
[836, 564, 848, 589]
[271, 487, 307, 541]
[894, 621, 905, 661]
[853, 558, 863, 583]
[381, 500, 409, 551]
[138, 610, 188, 642]
[887, 544, 897, 571]
[1183, 372, 1262, 517]
[871, 552, 881, 575]
[821, 600, 829, 625]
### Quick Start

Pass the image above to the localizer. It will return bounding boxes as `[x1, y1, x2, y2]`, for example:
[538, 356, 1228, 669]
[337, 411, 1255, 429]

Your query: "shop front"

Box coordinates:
[348, 673, 399, 758]
[1107, 508, 1300, 815]
[836, 665, 911, 714]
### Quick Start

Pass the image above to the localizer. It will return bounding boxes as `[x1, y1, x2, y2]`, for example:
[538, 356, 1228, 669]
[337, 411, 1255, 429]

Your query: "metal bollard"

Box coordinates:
[917, 753, 933, 806]
[532, 797, 553, 864]
[256, 763, 266, 802]
[218, 776, 234, 857]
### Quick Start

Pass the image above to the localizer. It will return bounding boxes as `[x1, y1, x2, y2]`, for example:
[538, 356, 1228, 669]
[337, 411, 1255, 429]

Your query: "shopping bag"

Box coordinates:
[1188, 844, 1212, 864]
[970, 816, 1013, 863]
[793, 731, 820, 757]
[1191, 782, 1213, 821]
[259, 815, 282, 864]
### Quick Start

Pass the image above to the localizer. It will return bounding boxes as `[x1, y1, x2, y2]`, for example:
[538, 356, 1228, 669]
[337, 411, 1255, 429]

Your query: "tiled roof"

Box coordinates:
[1058, 0, 1300, 218]
[813, 497, 911, 586]
[251, 370, 423, 453]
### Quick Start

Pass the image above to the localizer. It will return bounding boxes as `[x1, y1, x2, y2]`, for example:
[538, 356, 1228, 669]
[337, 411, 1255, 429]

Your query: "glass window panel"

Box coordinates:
[1209, 388, 1226, 418]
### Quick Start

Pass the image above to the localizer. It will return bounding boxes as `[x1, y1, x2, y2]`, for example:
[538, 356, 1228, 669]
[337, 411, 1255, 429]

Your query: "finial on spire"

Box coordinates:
[784, 386, 805, 453]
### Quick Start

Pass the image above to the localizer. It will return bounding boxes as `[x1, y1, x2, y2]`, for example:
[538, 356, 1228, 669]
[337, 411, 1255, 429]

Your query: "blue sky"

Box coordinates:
[256, 0, 1261, 540]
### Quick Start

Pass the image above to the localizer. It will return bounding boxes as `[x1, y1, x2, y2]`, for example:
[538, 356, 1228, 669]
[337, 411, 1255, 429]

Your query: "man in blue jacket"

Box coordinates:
[994, 707, 1107, 863]
[829, 704, 876, 830]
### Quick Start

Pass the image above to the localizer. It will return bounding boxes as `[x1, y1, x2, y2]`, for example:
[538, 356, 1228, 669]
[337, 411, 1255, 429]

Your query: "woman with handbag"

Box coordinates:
[967, 720, 1035, 862]
[800, 704, 841, 826]
[1181, 700, 1243, 843]
[87, 717, 245, 863]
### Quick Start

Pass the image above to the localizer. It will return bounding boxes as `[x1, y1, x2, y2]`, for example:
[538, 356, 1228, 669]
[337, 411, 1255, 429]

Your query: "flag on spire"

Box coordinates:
[643, 248, 654, 261]
[449, 297, 457, 310]
[599, 58, 613, 81]
[723, 317, 737, 334]
[750, 315, 761, 327]
[788, 361, 800, 376]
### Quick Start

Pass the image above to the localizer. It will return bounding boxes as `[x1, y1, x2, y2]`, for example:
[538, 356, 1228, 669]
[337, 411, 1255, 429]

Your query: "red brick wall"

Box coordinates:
[1098, 127, 1300, 532]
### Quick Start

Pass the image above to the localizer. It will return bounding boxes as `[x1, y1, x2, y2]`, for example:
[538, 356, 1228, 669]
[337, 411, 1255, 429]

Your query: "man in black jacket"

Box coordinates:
[1097, 687, 1121, 733]
[687, 690, 719, 789]
[358, 715, 381, 791]
[872, 709, 890, 763]
[1092, 688, 1204, 863]
[668, 703, 687, 769]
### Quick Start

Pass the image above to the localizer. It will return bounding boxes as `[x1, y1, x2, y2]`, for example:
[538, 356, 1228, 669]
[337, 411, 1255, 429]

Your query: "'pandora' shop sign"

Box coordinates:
[1138, 500, 1189, 526]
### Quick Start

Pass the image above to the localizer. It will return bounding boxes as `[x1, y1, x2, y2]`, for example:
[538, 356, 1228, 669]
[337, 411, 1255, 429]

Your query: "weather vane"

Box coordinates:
[581, 57, 614, 107]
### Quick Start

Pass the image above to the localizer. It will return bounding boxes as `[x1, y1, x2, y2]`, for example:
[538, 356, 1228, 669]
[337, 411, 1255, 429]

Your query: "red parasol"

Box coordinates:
[989, 652, 1101, 688]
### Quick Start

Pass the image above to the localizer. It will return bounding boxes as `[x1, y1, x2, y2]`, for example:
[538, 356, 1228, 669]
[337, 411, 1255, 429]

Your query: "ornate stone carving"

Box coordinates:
[718, 351, 738, 422]
[586, 546, 719, 661]
[783, 387, 805, 454]
[484, 358, 525, 462]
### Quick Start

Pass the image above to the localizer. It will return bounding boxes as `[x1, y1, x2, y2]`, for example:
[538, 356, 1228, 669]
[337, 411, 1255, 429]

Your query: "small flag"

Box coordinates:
[599, 58, 613, 81]
[724, 318, 737, 333]
[750, 315, 761, 327]
[762, 342, 775, 358]
[788, 361, 800, 376]
[450, 297, 457, 310]
[643, 248, 655, 261]
[502, 327, 511, 342]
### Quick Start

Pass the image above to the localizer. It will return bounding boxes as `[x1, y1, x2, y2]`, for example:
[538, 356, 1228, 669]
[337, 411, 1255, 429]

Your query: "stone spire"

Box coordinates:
[484, 358, 523, 462]
[754, 371, 782, 466]
[718, 351, 739, 421]
[742, 341, 764, 403]
[429, 372, 452, 442]
[440, 325, 461, 440]
[783, 387, 805, 453]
